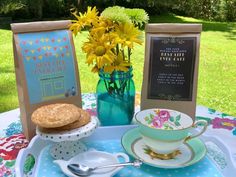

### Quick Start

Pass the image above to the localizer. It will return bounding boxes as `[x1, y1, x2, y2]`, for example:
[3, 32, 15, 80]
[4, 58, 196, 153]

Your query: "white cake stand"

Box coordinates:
[36, 116, 99, 160]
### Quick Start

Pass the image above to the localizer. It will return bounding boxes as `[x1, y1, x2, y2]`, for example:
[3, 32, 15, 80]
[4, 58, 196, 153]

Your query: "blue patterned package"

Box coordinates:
[17, 30, 78, 104]
[11, 21, 82, 140]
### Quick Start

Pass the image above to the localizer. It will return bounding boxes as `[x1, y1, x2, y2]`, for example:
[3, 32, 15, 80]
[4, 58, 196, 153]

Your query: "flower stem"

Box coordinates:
[122, 49, 125, 61]
[128, 47, 131, 63]
[116, 44, 119, 56]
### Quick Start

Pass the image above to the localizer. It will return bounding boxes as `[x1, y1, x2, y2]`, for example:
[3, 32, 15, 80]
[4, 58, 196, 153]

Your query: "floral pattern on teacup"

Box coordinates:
[144, 109, 182, 130]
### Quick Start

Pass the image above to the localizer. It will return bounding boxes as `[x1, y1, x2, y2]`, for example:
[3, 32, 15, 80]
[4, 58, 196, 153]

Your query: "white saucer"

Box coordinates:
[122, 128, 207, 169]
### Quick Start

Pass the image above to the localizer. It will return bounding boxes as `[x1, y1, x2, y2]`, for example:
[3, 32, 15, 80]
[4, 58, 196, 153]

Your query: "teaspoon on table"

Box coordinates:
[67, 159, 142, 176]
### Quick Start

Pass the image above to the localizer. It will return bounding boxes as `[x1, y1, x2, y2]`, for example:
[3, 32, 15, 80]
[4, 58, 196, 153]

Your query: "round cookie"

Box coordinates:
[57, 110, 91, 131]
[31, 103, 81, 128]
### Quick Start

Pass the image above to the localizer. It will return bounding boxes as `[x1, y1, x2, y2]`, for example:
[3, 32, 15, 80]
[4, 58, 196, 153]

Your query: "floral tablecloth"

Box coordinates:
[0, 93, 236, 177]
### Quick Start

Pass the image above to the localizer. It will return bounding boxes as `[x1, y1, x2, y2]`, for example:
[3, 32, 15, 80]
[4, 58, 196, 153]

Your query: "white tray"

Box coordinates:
[15, 125, 236, 177]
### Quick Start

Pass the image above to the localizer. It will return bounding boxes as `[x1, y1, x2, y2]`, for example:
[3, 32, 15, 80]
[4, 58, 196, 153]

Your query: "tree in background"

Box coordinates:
[0, 0, 235, 21]
[0, 0, 79, 20]
[170, 0, 236, 21]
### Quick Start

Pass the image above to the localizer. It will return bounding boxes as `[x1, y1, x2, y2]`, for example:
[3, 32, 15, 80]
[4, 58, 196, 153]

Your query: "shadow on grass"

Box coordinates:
[150, 14, 236, 40]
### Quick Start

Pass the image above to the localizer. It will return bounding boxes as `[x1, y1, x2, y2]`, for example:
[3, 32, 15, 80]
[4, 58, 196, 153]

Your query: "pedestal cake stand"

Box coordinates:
[36, 116, 99, 160]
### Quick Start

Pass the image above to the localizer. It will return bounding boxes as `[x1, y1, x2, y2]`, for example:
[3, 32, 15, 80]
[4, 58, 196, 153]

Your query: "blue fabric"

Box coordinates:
[37, 140, 223, 177]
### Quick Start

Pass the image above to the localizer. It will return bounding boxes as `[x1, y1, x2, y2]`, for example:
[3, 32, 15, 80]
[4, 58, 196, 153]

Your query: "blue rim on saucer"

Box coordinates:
[121, 128, 207, 169]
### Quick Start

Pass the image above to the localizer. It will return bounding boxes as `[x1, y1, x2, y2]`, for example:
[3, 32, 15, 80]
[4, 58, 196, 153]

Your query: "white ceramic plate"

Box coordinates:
[36, 116, 99, 142]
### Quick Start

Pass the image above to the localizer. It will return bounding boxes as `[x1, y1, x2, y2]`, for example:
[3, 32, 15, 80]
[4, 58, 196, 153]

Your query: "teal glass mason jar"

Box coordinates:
[96, 68, 135, 126]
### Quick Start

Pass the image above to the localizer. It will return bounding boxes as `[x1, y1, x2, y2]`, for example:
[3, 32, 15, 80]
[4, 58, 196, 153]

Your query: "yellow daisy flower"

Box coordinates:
[90, 17, 114, 35]
[103, 51, 130, 73]
[70, 6, 99, 35]
[115, 22, 142, 48]
[82, 32, 117, 69]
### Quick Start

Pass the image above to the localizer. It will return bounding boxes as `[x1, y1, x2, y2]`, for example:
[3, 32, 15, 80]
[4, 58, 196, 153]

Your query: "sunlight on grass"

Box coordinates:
[0, 14, 236, 116]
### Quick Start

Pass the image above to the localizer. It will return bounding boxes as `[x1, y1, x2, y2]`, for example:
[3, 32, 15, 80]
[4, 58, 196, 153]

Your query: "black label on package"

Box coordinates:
[148, 37, 196, 101]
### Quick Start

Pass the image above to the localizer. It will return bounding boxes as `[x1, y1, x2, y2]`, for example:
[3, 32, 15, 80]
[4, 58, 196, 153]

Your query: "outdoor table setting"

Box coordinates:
[0, 93, 236, 177]
[1, 5, 236, 177]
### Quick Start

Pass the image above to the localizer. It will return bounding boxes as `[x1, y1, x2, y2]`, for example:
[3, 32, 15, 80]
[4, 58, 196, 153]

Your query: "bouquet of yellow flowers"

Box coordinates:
[70, 6, 148, 125]
[70, 6, 148, 73]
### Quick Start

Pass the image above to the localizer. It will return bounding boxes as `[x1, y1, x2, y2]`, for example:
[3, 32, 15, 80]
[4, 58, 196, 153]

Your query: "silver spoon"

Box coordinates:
[67, 159, 142, 176]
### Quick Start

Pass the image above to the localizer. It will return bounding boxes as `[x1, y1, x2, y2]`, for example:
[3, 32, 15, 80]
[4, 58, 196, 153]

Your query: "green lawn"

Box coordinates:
[0, 14, 236, 116]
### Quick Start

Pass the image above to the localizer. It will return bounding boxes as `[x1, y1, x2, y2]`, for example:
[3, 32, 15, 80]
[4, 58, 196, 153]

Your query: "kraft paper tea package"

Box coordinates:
[11, 20, 82, 140]
[141, 24, 202, 120]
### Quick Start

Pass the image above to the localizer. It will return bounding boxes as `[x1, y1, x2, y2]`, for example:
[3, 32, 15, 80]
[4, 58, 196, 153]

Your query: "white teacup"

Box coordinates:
[135, 108, 208, 154]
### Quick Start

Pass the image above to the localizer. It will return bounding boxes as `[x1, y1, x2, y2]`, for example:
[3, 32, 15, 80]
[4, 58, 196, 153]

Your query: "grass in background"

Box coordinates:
[0, 14, 236, 116]
[0, 27, 16, 112]
[150, 14, 236, 116]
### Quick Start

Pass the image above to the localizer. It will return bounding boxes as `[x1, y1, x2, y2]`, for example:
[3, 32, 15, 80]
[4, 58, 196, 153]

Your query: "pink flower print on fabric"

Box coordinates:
[85, 108, 97, 117]
[0, 165, 11, 176]
[212, 117, 236, 130]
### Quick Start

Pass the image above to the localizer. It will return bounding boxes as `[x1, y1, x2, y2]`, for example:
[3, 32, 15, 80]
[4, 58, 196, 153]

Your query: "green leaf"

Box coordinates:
[170, 116, 175, 122]
[23, 155, 35, 174]
[164, 124, 174, 130]
[222, 113, 229, 117]
[208, 108, 216, 114]
[176, 115, 181, 121]
[175, 122, 181, 126]
[144, 116, 151, 122]
[163, 124, 170, 130]
[196, 116, 212, 124]
[0, 157, 3, 163]
[147, 120, 152, 124]
[149, 114, 154, 119]
[5, 160, 15, 167]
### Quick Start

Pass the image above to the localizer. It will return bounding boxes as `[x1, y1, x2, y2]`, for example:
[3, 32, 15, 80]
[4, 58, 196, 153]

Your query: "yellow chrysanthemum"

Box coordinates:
[82, 33, 118, 69]
[90, 17, 114, 35]
[69, 6, 148, 75]
[103, 51, 130, 73]
[69, 7, 99, 35]
[115, 22, 142, 48]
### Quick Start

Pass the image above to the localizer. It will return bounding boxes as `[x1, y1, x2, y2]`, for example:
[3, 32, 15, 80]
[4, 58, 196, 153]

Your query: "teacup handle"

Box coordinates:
[185, 120, 208, 142]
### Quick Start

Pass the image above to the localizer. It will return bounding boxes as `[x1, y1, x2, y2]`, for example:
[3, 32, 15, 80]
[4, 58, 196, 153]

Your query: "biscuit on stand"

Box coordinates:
[31, 103, 91, 133]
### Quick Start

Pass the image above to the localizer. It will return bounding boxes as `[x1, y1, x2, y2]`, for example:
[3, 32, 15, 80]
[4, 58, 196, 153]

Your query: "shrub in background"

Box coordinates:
[171, 0, 236, 21]
[0, 0, 79, 20]
[225, 0, 236, 21]
[0, 0, 235, 22]
[0, 0, 29, 19]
